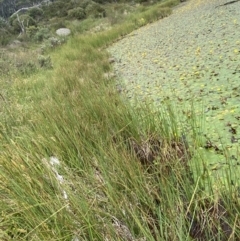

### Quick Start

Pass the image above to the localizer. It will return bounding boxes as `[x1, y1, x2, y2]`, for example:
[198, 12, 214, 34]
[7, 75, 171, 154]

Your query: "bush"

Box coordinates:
[11, 14, 36, 33]
[68, 7, 86, 20]
[16, 32, 29, 42]
[79, 0, 92, 9]
[48, 37, 65, 48]
[27, 7, 44, 21]
[43, 1, 68, 18]
[0, 18, 12, 45]
[85, 2, 106, 18]
[38, 55, 53, 69]
[18, 61, 37, 76]
[26, 25, 38, 39]
[33, 27, 51, 42]
[0, 17, 9, 28]
[93, 0, 110, 4]
[0, 34, 11, 46]
[51, 20, 67, 30]
[40, 37, 64, 53]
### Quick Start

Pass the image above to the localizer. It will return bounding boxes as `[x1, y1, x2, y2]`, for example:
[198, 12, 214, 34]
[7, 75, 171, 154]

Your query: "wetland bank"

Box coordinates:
[1, 0, 240, 239]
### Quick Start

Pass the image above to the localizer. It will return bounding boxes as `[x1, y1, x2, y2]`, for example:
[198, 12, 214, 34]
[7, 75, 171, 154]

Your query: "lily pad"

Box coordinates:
[108, 0, 240, 182]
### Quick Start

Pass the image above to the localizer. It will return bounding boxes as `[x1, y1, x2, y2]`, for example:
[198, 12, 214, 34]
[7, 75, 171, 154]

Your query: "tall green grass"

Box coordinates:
[1, 0, 240, 240]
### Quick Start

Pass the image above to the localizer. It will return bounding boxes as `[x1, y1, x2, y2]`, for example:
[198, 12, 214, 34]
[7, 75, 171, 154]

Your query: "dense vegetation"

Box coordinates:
[0, 0, 239, 240]
[0, 0, 106, 45]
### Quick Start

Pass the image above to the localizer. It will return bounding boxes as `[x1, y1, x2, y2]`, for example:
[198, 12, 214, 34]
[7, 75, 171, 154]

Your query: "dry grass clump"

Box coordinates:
[187, 197, 236, 240]
[129, 134, 190, 167]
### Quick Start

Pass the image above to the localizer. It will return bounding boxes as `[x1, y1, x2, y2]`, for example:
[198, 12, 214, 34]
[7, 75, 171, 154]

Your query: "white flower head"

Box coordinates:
[50, 156, 60, 166]
[55, 172, 64, 184]
[63, 190, 68, 200]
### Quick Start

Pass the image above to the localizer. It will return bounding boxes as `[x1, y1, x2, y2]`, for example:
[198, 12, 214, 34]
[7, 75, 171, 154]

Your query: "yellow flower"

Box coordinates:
[195, 47, 201, 55]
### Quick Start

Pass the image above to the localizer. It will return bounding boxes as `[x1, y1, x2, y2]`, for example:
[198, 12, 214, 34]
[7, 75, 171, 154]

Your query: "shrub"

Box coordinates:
[33, 27, 51, 42]
[135, 0, 148, 3]
[40, 37, 64, 53]
[94, 0, 110, 4]
[26, 25, 38, 39]
[38, 55, 53, 69]
[0, 34, 12, 46]
[79, 0, 92, 9]
[51, 20, 67, 30]
[85, 2, 106, 18]
[16, 32, 29, 42]
[27, 7, 44, 21]
[42, 1, 68, 18]
[0, 17, 9, 28]
[52, 1, 68, 17]
[0, 19, 12, 45]
[18, 61, 37, 76]
[68, 7, 86, 20]
[11, 14, 36, 33]
[47, 37, 65, 48]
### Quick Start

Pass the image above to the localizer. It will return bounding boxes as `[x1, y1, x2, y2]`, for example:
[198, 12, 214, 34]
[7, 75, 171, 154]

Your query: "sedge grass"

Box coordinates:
[1, 0, 240, 240]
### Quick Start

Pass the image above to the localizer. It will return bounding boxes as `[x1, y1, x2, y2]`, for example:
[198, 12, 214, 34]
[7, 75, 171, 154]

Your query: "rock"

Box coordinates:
[12, 40, 21, 45]
[108, 57, 115, 64]
[103, 72, 116, 80]
[56, 28, 71, 36]
[8, 40, 22, 49]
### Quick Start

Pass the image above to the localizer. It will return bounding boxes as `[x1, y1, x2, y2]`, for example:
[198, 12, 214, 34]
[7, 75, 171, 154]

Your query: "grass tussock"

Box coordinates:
[0, 0, 240, 240]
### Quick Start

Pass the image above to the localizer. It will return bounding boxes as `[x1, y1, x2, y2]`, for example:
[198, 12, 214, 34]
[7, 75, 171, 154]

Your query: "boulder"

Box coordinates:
[56, 28, 71, 36]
